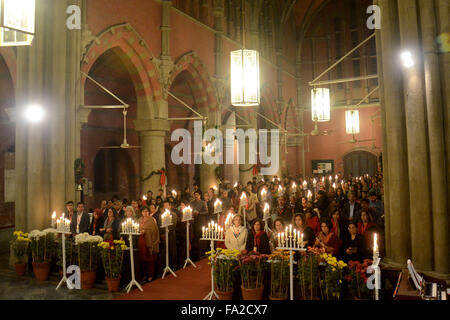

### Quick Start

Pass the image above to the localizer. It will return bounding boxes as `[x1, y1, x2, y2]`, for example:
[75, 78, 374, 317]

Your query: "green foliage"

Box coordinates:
[98, 241, 126, 279]
[208, 248, 240, 292]
[297, 251, 321, 300]
[11, 231, 31, 263]
[29, 230, 56, 263]
[237, 251, 269, 289]
[269, 250, 290, 299]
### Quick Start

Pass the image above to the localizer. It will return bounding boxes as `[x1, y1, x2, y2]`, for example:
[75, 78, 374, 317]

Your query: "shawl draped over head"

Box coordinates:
[253, 230, 265, 248]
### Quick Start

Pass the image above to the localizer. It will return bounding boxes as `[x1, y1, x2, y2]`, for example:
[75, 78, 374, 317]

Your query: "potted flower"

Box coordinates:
[98, 240, 127, 292]
[28, 229, 57, 281]
[345, 259, 372, 300]
[207, 248, 240, 300]
[297, 248, 321, 300]
[320, 253, 347, 300]
[268, 250, 289, 300]
[10, 231, 31, 276]
[237, 251, 269, 300]
[74, 233, 103, 289]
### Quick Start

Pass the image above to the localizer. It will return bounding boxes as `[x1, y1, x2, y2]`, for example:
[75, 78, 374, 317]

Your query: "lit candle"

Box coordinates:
[202, 226, 205, 238]
[332, 182, 336, 190]
[278, 233, 281, 247]
[289, 224, 292, 239]
[233, 182, 238, 188]
[373, 233, 378, 255]
[214, 198, 222, 213]
[335, 174, 338, 180]
[281, 232, 285, 247]
[307, 190, 312, 201]
[261, 188, 267, 201]
[263, 203, 270, 220]
[313, 178, 317, 186]
[278, 185, 283, 195]
[51, 211, 56, 227]
[143, 195, 147, 201]
[240, 192, 247, 207]
[302, 180, 307, 189]
[329, 175, 332, 182]
[301, 233, 304, 248]
[293, 229, 297, 248]
[171, 190, 177, 198]
[321, 176, 325, 183]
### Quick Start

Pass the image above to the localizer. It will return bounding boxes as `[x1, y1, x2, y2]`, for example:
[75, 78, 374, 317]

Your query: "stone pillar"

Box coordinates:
[374, 0, 391, 257]
[397, 0, 433, 271]
[15, 0, 81, 231]
[419, 0, 449, 274]
[135, 119, 170, 194]
[378, 0, 411, 265]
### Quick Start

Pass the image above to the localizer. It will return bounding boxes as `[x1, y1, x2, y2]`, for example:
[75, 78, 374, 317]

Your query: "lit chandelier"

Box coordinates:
[230, 0, 260, 107]
[345, 110, 360, 134]
[311, 87, 330, 122]
[0, 0, 35, 46]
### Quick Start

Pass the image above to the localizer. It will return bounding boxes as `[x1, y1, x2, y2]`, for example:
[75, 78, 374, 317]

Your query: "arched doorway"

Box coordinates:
[0, 54, 15, 228]
[82, 48, 140, 208]
[167, 70, 202, 192]
[343, 150, 378, 178]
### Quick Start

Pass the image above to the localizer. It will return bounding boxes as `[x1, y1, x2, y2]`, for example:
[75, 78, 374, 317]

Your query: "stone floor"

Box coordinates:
[0, 254, 120, 300]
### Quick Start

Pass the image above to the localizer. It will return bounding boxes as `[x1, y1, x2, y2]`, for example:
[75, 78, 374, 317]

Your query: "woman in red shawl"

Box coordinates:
[314, 220, 340, 255]
[245, 219, 271, 254]
[138, 206, 160, 283]
[305, 209, 320, 236]
[357, 210, 376, 236]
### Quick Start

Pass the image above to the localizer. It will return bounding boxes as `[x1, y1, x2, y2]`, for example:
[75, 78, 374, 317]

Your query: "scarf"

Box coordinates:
[231, 225, 244, 239]
[253, 230, 265, 249]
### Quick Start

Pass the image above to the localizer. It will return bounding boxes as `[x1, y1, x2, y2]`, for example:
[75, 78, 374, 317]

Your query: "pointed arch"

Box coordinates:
[171, 51, 217, 110]
[81, 23, 162, 118]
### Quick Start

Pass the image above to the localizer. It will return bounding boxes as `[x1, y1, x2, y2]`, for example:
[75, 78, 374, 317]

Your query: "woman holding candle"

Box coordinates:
[314, 220, 340, 255]
[269, 218, 285, 251]
[225, 214, 248, 251]
[245, 219, 271, 254]
[138, 206, 160, 283]
[292, 213, 315, 248]
[341, 222, 365, 262]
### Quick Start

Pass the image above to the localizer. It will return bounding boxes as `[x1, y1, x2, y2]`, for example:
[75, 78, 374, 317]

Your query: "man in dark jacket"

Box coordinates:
[70, 202, 90, 234]
[343, 192, 361, 223]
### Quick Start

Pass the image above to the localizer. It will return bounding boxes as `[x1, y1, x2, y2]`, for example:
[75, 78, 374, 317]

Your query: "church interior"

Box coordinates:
[0, 0, 448, 301]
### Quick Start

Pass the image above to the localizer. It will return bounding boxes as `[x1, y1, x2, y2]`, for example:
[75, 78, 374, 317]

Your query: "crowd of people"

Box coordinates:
[64, 171, 385, 285]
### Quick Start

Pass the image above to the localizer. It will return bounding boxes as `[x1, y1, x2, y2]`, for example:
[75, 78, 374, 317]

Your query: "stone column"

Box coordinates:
[135, 119, 170, 194]
[374, 0, 391, 257]
[15, 0, 81, 231]
[419, 0, 449, 274]
[397, 0, 433, 271]
[378, 0, 411, 265]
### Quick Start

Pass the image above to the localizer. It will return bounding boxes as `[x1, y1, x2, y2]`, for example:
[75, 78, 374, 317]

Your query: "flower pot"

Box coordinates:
[241, 285, 264, 300]
[32, 262, 50, 281]
[106, 277, 121, 292]
[80, 269, 97, 289]
[14, 263, 27, 276]
[216, 289, 234, 300]
[269, 294, 288, 300]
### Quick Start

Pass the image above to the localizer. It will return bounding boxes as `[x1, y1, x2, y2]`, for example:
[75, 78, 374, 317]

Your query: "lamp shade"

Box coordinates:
[0, 0, 35, 46]
[230, 49, 260, 107]
[311, 88, 330, 122]
[345, 110, 360, 134]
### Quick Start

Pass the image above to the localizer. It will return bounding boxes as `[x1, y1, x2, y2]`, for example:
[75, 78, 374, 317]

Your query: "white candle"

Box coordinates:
[240, 193, 247, 207]
[171, 190, 177, 198]
[214, 198, 222, 213]
[261, 188, 267, 201]
[51, 211, 56, 227]
[233, 182, 238, 188]
[301, 233, 304, 248]
[307, 190, 312, 201]
[202, 227, 205, 238]
[278, 233, 281, 247]
[263, 203, 270, 220]
[143, 195, 147, 201]
[373, 233, 378, 255]
[313, 178, 317, 186]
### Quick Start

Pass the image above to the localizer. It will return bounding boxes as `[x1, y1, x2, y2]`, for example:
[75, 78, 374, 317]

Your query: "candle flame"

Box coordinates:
[52, 211, 56, 218]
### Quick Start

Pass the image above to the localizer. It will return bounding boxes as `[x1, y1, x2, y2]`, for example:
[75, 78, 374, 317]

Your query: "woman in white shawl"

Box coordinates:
[225, 214, 248, 251]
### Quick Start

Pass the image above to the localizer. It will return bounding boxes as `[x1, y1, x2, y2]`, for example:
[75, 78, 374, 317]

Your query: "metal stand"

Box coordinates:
[277, 238, 306, 300]
[162, 226, 177, 279]
[122, 232, 143, 293]
[56, 232, 71, 290]
[202, 237, 224, 300]
[372, 252, 381, 300]
[183, 219, 196, 269]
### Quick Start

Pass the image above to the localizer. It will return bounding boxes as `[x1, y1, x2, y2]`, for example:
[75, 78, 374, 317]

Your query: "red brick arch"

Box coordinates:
[0, 47, 17, 86]
[171, 51, 217, 111]
[81, 23, 162, 108]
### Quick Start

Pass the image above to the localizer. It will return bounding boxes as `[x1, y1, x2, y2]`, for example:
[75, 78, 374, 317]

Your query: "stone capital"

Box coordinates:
[134, 118, 170, 133]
